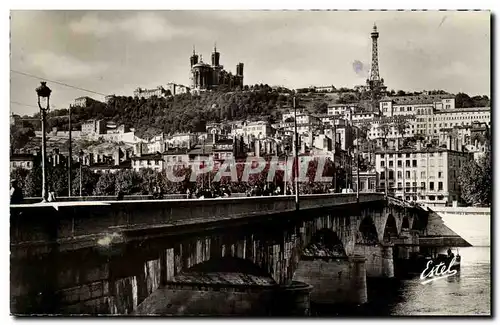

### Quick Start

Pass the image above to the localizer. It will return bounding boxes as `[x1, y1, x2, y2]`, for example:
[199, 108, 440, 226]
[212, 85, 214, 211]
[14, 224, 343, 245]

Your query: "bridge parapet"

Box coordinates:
[10, 193, 385, 256]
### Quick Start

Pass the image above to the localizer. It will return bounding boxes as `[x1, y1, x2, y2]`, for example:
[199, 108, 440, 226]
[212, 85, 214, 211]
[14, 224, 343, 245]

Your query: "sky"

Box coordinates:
[10, 10, 491, 116]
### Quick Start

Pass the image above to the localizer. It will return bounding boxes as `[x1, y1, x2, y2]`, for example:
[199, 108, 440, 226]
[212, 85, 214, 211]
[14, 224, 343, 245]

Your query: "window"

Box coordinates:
[389, 154, 393, 158]
[381, 154, 385, 159]
[398, 154, 402, 158]
[406, 171, 411, 178]
[412, 160, 417, 167]
[398, 171, 402, 179]
[381, 172, 385, 180]
[438, 171, 443, 178]
[389, 171, 394, 180]
[430, 182, 434, 190]
[381, 160, 385, 167]
[398, 160, 402, 167]
[389, 161, 393, 167]
[438, 182, 443, 191]
[406, 153, 411, 158]
[406, 160, 411, 167]
[421, 182, 426, 189]
[397, 182, 402, 189]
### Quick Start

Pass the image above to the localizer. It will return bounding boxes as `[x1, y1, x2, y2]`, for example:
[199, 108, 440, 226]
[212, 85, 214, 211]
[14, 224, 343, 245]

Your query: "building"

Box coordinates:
[131, 153, 165, 172]
[313, 85, 336, 93]
[352, 170, 379, 193]
[379, 94, 455, 118]
[374, 143, 472, 206]
[74, 96, 100, 107]
[134, 86, 170, 99]
[10, 153, 39, 172]
[165, 83, 190, 96]
[81, 119, 106, 136]
[190, 45, 244, 92]
[327, 104, 358, 118]
[242, 121, 274, 140]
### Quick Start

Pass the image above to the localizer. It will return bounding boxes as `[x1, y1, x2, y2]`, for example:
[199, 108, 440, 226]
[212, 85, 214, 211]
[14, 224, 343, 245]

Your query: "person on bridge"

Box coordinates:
[10, 180, 23, 204]
[47, 186, 57, 202]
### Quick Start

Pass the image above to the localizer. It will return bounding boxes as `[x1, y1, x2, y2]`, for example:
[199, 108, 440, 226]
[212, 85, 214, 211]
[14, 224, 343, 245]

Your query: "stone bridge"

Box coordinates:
[10, 193, 427, 316]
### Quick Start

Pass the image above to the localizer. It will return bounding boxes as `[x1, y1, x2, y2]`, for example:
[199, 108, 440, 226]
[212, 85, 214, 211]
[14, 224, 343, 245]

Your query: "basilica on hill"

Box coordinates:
[190, 44, 244, 92]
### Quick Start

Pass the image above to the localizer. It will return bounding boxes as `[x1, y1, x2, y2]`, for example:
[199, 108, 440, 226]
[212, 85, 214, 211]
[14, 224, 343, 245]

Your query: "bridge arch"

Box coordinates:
[302, 228, 347, 258]
[175, 256, 277, 285]
[357, 216, 379, 244]
[383, 214, 398, 243]
[401, 216, 410, 230]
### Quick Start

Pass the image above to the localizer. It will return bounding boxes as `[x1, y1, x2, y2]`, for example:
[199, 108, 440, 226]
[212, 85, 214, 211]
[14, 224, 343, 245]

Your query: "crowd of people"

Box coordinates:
[10, 178, 338, 204]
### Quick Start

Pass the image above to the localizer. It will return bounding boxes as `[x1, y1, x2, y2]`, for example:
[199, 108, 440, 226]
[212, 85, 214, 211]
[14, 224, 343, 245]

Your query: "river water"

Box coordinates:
[313, 246, 491, 316]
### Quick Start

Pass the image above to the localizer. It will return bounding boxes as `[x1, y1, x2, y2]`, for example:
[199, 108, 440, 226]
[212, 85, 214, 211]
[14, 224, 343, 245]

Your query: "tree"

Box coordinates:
[396, 90, 406, 96]
[313, 102, 328, 114]
[10, 124, 35, 152]
[455, 93, 473, 108]
[94, 172, 117, 196]
[458, 152, 491, 206]
[394, 118, 409, 147]
[377, 122, 390, 149]
[72, 167, 99, 196]
[114, 169, 142, 195]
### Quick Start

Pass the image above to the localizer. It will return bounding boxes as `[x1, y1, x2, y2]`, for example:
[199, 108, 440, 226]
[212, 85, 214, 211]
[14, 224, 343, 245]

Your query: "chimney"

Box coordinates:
[255, 139, 261, 157]
[114, 149, 120, 166]
[135, 143, 142, 157]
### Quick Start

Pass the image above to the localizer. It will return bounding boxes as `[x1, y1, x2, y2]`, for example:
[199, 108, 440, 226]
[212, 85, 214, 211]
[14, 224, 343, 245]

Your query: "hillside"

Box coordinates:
[44, 86, 302, 140]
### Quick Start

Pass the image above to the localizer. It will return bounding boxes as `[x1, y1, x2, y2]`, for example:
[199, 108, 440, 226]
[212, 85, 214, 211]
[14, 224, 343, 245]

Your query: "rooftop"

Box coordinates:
[381, 94, 454, 105]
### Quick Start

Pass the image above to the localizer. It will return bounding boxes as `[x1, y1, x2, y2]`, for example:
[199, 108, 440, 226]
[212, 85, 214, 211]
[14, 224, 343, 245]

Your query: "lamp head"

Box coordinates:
[36, 82, 52, 111]
[36, 81, 52, 98]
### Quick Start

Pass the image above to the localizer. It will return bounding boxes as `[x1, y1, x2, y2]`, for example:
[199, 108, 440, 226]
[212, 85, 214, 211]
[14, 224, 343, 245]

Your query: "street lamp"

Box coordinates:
[79, 149, 84, 197]
[36, 81, 52, 202]
[292, 96, 300, 211]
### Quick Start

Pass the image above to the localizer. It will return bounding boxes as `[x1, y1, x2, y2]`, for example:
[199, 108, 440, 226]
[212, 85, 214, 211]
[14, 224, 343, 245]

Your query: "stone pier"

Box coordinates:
[293, 255, 367, 305]
[353, 244, 394, 278]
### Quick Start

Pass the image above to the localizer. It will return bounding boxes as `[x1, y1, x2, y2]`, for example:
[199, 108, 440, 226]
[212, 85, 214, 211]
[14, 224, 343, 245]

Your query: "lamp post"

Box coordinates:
[356, 127, 360, 202]
[36, 82, 52, 202]
[79, 149, 84, 197]
[293, 96, 300, 211]
[68, 105, 72, 197]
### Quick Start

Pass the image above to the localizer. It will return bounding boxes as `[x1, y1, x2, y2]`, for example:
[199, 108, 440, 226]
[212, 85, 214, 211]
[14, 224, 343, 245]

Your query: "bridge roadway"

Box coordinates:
[10, 193, 426, 316]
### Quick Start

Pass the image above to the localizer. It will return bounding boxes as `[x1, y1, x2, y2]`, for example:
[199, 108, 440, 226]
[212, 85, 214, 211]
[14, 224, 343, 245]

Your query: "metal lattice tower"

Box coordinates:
[369, 23, 380, 82]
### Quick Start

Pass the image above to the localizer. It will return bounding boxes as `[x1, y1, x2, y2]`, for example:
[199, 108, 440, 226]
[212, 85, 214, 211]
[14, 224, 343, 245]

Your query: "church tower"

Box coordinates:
[211, 43, 220, 67]
[190, 46, 199, 67]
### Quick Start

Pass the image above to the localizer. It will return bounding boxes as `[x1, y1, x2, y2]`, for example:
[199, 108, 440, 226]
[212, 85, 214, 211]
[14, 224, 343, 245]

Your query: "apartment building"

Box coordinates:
[374, 143, 472, 206]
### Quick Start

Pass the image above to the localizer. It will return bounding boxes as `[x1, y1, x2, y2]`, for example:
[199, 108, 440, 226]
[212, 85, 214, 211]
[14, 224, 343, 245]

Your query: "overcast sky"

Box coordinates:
[10, 10, 490, 116]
